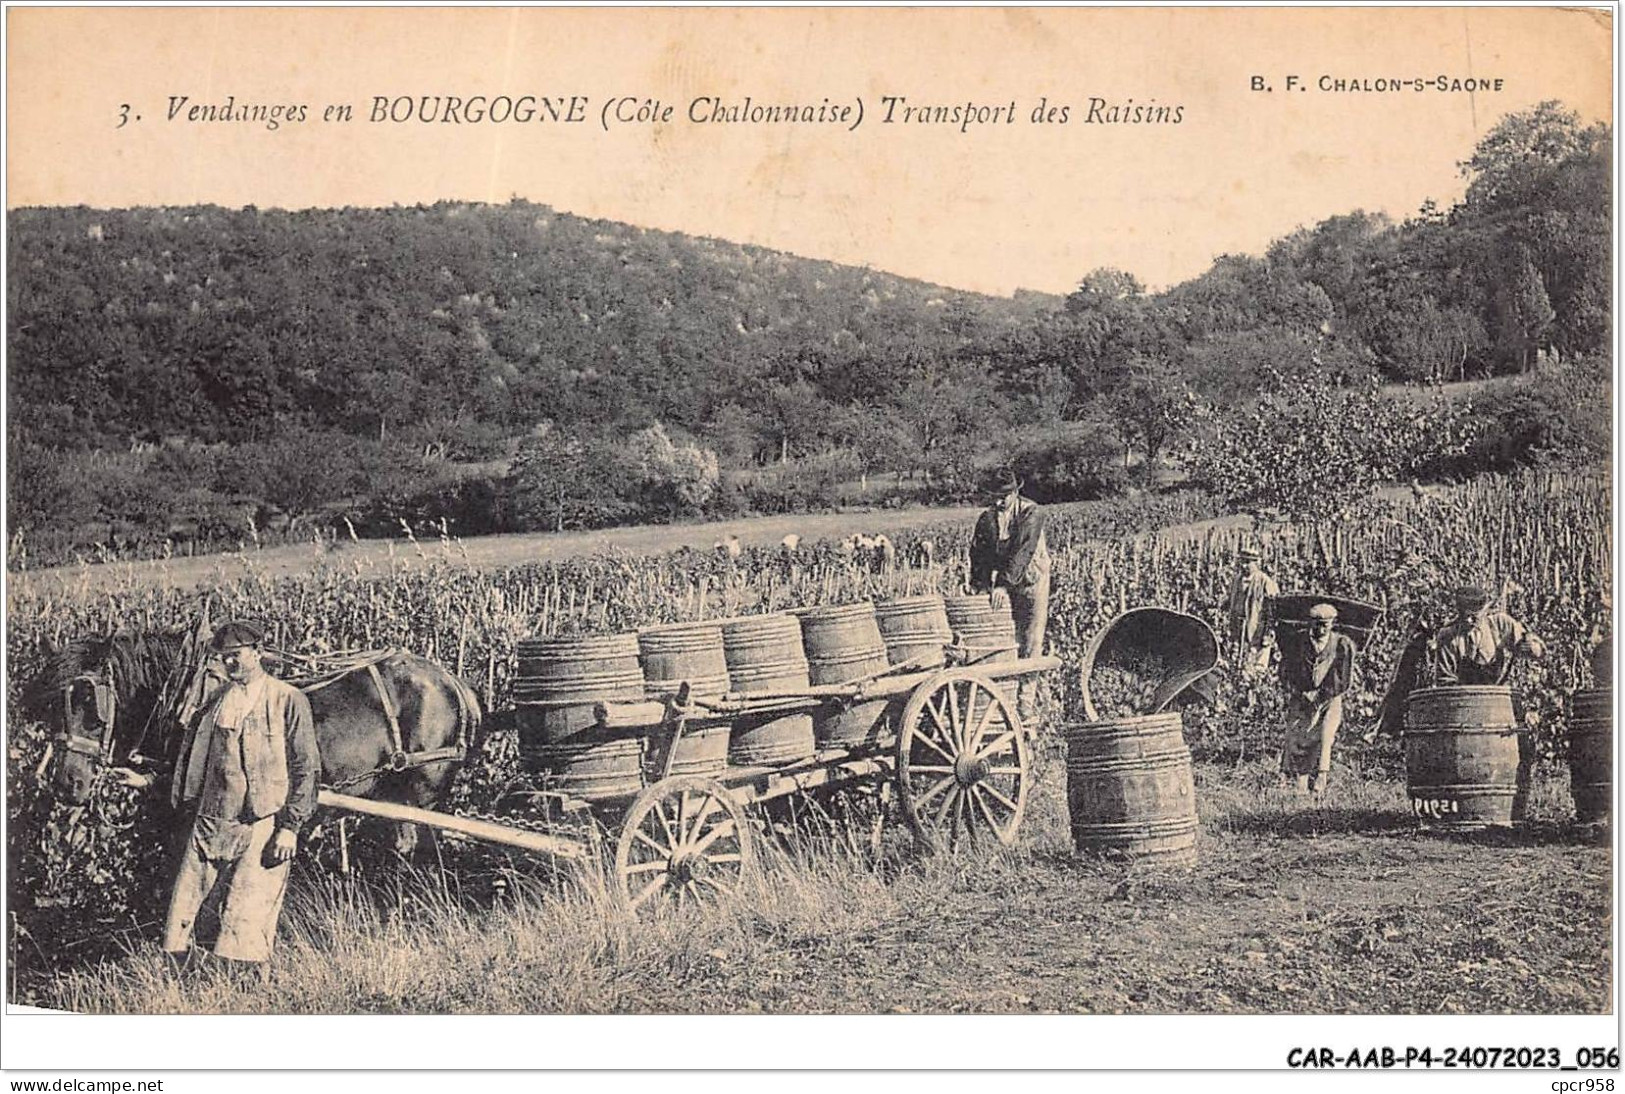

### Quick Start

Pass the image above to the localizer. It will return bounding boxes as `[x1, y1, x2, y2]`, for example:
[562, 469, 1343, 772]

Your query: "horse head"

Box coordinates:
[44, 631, 198, 804]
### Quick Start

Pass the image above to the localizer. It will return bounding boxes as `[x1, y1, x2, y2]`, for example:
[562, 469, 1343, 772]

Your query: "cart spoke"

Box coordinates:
[911, 725, 958, 766]
[632, 827, 672, 858]
[987, 766, 1024, 776]
[966, 687, 1001, 750]
[684, 793, 723, 847]
[623, 859, 670, 876]
[676, 790, 691, 847]
[690, 815, 738, 856]
[926, 695, 953, 740]
[906, 764, 955, 774]
[975, 729, 1018, 763]
[977, 781, 1020, 814]
[960, 686, 980, 750]
[706, 852, 744, 865]
[652, 800, 679, 850]
[631, 875, 669, 910]
[970, 785, 1006, 834]
[684, 881, 705, 906]
[946, 679, 964, 748]
[913, 772, 956, 812]
[933, 784, 961, 830]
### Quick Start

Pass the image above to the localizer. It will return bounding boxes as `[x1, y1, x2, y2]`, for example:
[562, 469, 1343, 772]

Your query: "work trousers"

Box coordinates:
[1282, 694, 1343, 779]
[1007, 571, 1050, 719]
[162, 813, 291, 964]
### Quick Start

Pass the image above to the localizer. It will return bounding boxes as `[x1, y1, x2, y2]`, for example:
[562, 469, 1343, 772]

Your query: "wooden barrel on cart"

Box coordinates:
[1569, 687, 1612, 824]
[721, 614, 818, 766]
[873, 595, 953, 670]
[1065, 712, 1198, 865]
[800, 601, 894, 750]
[944, 594, 1019, 662]
[638, 622, 732, 779]
[1404, 685, 1522, 829]
[514, 633, 647, 799]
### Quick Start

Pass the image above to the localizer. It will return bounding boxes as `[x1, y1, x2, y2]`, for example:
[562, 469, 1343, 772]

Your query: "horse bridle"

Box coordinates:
[55, 672, 119, 768]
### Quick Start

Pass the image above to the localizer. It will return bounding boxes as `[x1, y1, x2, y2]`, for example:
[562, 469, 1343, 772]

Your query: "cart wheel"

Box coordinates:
[895, 669, 1029, 850]
[614, 775, 753, 915]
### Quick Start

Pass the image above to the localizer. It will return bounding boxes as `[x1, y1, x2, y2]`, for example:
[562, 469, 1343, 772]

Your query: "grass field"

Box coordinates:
[26, 755, 1609, 1015]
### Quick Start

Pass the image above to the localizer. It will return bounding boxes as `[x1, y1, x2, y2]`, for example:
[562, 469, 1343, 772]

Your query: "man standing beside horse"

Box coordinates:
[162, 620, 320, 972]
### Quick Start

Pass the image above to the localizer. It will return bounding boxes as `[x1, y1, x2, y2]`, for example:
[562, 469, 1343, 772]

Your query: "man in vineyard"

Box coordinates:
[1434, 586, 1547, 821]
[1280, 603, 1356, 795]
[162, 620, 320, 974]
[1433, 586, 1546, 686]
[970, 470, 1050, 720]
[1227, 545, 1279, 675]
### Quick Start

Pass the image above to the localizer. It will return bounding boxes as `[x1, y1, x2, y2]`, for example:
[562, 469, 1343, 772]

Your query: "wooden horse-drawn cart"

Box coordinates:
[331, 595, 1061, 913]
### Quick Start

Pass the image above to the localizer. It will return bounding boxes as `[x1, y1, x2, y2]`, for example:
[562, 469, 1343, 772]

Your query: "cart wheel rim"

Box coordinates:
[614, 775, 753, 914]
[895, 670, 1029, 850]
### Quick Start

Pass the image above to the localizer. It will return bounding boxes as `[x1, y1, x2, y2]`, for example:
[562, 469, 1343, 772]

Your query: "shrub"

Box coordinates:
[1180, 369, 1480, 519]
[1009, 424, 1130, 503]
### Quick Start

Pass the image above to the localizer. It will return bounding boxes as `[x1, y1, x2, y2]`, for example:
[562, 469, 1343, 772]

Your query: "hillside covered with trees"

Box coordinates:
[7, 101, 1611, 564]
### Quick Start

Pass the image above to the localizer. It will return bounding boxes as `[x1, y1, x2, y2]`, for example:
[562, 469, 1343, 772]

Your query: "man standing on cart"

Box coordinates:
[970, 470, 1050, 722]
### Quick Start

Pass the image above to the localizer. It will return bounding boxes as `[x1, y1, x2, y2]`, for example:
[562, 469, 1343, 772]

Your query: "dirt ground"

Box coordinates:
[606, 767, 1613, 1015]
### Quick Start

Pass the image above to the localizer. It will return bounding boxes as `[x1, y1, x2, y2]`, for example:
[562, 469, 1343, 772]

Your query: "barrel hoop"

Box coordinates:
[1403, 726, 1521, 735]
[1073, 819, 1199, 837]
[1405, 783, 1517, 794]
[1067, 755, 1192, 776]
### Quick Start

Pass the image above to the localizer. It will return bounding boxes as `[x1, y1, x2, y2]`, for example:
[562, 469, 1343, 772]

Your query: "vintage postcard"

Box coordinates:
[3, 4, 1616, 1081]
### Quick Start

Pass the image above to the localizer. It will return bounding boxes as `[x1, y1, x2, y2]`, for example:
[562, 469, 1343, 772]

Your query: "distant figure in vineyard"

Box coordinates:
[970, 470, 1050, 719]
[161, 621, 320, 974]
[1433, 586, 1546, 686]
[1227, 545, 1279, 675]
[1279, 603, 1356, 796]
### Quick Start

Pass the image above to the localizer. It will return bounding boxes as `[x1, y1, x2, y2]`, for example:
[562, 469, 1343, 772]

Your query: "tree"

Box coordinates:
[1107, 355, 1191, 466]
[1490, 243, 1555, 374]
[506, 423, 638, 532]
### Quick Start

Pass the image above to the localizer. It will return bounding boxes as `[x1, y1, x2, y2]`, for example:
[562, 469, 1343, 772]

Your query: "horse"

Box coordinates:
[39, 630, 483, 857]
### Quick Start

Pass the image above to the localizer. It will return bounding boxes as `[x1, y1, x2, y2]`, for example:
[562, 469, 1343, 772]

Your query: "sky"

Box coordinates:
[5, 6, 1614, 296]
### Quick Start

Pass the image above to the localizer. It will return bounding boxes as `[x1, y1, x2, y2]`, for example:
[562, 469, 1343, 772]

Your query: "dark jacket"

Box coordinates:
[1281, 632, 1355, 706]
[970, 498, 1047, 592]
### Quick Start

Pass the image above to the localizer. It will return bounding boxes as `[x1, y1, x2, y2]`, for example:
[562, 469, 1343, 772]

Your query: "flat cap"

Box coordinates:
[1238, 544, 1262, 561]
[1308, 603, 1339, 621]
[209, 620, 264, 651]
[1453, 586, 1493, 611]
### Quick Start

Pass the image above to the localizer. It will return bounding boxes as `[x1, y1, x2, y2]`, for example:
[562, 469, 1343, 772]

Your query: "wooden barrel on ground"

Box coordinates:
[721, 614, 817, 766]
[944, 594, 1020, 662]
[514, 633, 647, 799]
[1404, 685, 1521, 830]
[874, 595, 953, 670]
[1569, 687, 1611, 824]
[1065, 712, 1198, 865]
[638, 622, 732, 779]
[800, 601, 893, 750]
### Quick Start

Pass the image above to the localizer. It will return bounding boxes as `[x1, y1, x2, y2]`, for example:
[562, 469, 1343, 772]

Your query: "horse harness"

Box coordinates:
[294, 651, 467, 792]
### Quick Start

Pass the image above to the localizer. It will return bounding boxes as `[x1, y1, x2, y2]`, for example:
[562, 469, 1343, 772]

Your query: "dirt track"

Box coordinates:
[616, 773, 1612, 1015]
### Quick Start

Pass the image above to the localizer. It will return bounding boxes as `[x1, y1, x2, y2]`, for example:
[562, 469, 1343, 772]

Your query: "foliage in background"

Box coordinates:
[7, 102, 1611, 564]
[1179, 370, 1482, 520]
